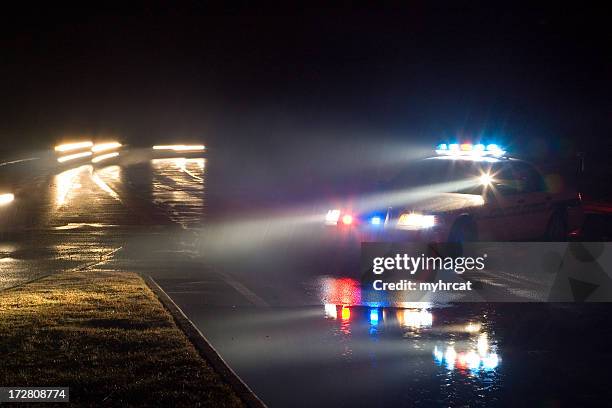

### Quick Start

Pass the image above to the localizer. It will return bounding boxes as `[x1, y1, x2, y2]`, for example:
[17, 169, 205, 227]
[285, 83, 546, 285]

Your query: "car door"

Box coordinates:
[477, 163, 520, 240]
[507, 161, 551, 239]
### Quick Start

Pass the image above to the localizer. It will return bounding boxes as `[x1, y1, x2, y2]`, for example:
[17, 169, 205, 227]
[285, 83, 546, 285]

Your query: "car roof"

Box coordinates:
[425, 155, 517, 164]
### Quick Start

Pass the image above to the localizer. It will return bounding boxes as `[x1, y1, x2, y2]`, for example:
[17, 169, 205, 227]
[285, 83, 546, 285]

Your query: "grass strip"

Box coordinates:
[0, 268, 245, 407]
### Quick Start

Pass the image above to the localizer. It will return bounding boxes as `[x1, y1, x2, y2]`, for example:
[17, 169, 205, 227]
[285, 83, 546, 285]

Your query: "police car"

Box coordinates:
[324, 143, 582, 242]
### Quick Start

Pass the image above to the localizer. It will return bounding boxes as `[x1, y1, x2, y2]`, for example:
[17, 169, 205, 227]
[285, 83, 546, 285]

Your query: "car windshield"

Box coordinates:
[386, 157, 500, 194]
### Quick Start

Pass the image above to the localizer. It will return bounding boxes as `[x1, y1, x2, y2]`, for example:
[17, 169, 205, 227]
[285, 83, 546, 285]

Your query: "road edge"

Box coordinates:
[142, 274, 267, 408]
[0, 246, 123, 293]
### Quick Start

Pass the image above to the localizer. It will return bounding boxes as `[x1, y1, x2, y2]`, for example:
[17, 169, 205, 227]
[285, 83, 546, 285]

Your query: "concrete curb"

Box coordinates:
[143, 275, 267, 408]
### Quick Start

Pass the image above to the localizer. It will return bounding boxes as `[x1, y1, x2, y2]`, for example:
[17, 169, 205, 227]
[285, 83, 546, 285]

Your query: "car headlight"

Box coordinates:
[0, 193, 15, 206]
[325, 209, 341, 225]
[479, 173, 494, 186]
[397, 213, 435, 229]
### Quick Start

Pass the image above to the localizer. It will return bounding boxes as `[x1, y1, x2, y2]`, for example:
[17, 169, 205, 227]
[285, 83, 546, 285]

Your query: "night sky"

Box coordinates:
[1, 4, 609, 161]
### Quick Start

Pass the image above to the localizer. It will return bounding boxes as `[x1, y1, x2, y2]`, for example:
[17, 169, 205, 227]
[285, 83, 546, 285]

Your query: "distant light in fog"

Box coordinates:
[54, 141, 93, 152]
[153, 144, 206, 152]
[57, 151, 92, 163]
[0, 193, 15, 206]
[92, 142, 122, 153]
[92, 152, 119, 163]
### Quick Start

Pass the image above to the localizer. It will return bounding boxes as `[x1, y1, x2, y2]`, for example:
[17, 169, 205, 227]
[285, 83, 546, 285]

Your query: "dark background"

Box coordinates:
[1, 3, 609, 197]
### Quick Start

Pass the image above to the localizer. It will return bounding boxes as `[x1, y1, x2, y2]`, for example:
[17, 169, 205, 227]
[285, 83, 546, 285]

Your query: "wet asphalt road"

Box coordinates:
[2, 151, 612, 407]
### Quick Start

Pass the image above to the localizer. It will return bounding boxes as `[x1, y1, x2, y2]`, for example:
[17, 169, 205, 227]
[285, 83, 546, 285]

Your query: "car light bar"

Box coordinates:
[436, 143, 505, 157]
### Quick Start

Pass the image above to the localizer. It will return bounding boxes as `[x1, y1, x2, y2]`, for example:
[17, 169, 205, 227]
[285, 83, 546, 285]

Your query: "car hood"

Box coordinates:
[396, 192, 484, 214]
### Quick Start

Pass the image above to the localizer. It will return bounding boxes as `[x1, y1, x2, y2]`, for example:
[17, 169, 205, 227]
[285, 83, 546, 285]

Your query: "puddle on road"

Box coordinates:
[0, 155, 209, 291]
[0, 243, 17, 257]
[190, 301, 612, 407]
[176, 270, 612, 408]
[187, 302, 504, 407]
[151, 157, 206, 228]
[54, 165, 90, 208]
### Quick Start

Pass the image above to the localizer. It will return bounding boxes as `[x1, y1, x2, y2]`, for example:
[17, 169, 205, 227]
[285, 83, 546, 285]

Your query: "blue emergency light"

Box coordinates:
[436, 142, 505, 157]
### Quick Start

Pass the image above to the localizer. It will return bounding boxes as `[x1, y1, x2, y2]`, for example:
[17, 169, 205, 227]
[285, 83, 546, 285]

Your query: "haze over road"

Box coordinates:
[1, 151, 611, 407]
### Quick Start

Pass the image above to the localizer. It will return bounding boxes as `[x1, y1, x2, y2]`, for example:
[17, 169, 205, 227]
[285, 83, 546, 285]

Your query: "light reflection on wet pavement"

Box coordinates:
[2, 153, 612, 406]
[170, 300, 612, 407]
[0, 157, 206, 289]
[150, 158, 206, 228]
